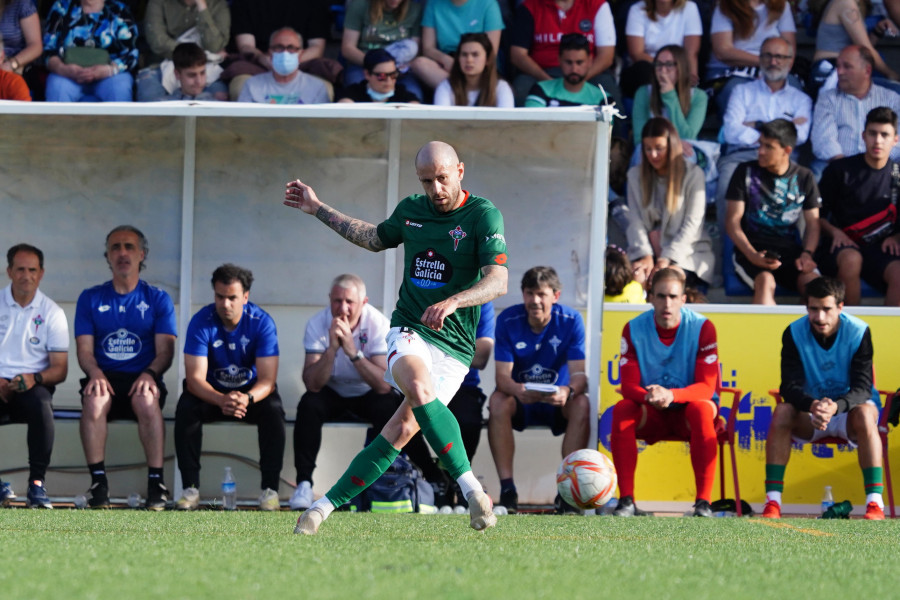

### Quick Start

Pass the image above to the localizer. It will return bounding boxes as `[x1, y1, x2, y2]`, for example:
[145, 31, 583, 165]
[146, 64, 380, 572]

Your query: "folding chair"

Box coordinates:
[617, 366, 745, 515]
[768, 389, 896, 518]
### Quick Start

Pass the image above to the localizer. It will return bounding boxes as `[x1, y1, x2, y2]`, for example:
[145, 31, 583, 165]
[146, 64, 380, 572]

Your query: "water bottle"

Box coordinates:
[821, 485, 834, 514]
[74, 494, 88, 509]
[222, 466, 237, 510]
[127, 493, 143, 508]
[601, 497, 618, 515]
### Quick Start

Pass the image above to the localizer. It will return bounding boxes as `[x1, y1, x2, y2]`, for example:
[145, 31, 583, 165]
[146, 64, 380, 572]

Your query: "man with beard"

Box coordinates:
[715, 36, 813, 215]
[285, 141, 508, 534]
[524, 33, 612, 108]
[762, 276, 885, 520]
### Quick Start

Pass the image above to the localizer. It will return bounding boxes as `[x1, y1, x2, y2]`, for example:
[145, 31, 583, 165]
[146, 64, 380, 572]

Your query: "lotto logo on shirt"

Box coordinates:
[213, 364, 253, 389]
[102, 329, 142, 361]
[410, 249, 453, 289]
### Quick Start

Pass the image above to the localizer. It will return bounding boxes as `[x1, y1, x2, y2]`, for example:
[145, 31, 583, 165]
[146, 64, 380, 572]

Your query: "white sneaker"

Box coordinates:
[175, 487, 200, 511]
[467, 489, 497, 531]
[289, 481, 313, 511]
[294, 506, 326, 535]
[258, 488, 280, 511]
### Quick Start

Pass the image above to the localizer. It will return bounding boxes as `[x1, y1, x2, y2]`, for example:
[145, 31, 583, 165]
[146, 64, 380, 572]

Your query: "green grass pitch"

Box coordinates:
[2, 510, 898, 599]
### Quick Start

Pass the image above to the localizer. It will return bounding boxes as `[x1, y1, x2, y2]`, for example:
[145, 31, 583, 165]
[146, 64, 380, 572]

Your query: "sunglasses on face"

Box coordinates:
[371, 70, 400, 81]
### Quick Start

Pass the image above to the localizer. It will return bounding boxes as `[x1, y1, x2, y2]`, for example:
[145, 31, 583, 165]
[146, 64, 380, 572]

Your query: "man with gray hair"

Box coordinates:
[290, 274, 398, 510]
[237, 27, 330, 104]
[75, 225, 177, 510]
[715, 36, 813, 214]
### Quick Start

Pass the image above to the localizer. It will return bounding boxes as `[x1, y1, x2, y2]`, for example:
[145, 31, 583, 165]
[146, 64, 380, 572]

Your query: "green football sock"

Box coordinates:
[764, 464, 786, 493]
[324, 434, 401, 508]
[412, 400, 471, 479]
[863, 466, 884, 496]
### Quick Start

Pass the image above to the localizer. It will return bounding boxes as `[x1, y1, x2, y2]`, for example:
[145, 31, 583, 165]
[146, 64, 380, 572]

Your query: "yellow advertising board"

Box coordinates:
[599, 304, 900, 509]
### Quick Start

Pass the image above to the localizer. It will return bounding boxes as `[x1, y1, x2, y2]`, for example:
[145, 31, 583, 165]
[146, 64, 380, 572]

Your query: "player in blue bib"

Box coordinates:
[488, 266, 590, 514]
[74, 226, 177, 510]
[763, 276, 885, 520]
[173, 264, 285, 511]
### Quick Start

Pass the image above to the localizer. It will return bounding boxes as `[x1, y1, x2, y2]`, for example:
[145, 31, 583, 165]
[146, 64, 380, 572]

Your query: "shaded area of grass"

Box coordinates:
[1, 511, 898, 599]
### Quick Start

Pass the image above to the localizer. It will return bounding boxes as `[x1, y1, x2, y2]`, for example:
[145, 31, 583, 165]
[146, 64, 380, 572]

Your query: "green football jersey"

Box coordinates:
[376, 191, 508, 365]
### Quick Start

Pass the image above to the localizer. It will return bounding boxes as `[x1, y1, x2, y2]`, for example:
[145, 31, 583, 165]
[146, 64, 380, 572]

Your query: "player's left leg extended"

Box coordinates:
[683, 399, 718, 503]
[848, 402, 884, 519]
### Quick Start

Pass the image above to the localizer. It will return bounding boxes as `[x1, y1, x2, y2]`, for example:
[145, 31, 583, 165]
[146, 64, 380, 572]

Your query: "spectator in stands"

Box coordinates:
[337, 48, 419, 103]
[433, 32, 513, 107]
[289, 274, 399, 510]
[226, 0, 340, 100]
[762, 276, 884, 520]
[410, 0, 504, 91]
[524, 33, 611, 107]
[488, 266, 590, 514]
[622, 0, 702, 97]
[341, 0, 423, 100]
[137, 0, 230, 102]
[0, 0, 43, 75]
[42, 0, 139, 102]
[605, 245, 646, 303]
[707, 0, 797, 114]
[160, 42, 226, 100]
[715, 36, 812, 215]
[625, 117, 715, 291]
[0, 244, 68, 509]
[76, 225, 176, 510]
[237, 27, 330, 104]
[610, 267, 719, 517]
[812, 45, 900, 173]
[818, 107, 900, 305]
[0, 32, 29, 99]
[631, 45, 707, 151]
[509, 0, 617, 106]
[174, 264, 285, 512]
[809, 0, 900, 96]
[724, 119, 821, 305]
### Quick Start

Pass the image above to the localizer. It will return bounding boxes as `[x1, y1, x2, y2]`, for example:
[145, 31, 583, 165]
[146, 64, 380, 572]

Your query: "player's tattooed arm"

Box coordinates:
[453, 265, 509, 307]
[314, 205, 385, 252]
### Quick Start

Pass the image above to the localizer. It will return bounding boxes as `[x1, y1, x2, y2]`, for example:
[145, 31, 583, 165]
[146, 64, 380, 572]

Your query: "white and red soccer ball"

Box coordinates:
[556, 449, 618, 510]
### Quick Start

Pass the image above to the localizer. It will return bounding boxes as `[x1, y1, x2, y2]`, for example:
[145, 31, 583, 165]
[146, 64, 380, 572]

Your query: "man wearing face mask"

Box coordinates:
[238, 27, 330, 104]
[337, 49, 419, 104]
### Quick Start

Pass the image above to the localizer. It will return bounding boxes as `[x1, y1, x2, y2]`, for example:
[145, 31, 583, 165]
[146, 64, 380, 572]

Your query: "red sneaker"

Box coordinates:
[864, 502, 885, 521]
[762, 500, 781, 518]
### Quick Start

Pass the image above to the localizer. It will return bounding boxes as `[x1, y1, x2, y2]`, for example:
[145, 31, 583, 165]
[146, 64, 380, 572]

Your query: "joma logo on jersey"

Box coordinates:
[449, 226, 467, 251]
[405, 219, 423, 228]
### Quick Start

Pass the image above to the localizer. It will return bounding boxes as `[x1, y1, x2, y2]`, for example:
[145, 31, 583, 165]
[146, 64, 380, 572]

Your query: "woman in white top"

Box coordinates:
[625, 116, 714, 288]
[622, 0, 702, 96]
[433, 32, 513, 107]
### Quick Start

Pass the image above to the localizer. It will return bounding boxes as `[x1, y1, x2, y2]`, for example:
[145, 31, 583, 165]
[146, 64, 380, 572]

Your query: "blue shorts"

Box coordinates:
[511, 399, 567, 436]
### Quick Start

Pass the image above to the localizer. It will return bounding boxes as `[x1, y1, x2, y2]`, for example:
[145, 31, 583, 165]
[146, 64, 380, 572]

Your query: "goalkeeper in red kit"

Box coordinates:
[610, 268, 719, 517]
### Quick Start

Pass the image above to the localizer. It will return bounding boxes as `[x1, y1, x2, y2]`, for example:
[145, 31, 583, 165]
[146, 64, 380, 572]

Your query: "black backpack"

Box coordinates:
[352, 454, 436, 513]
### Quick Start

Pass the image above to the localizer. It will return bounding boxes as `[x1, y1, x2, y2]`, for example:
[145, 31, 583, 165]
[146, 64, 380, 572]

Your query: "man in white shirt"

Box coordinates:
[290, 274, 408, 510]
[238, 27, 330, 104]
[716, 36, 813, 225]
[812, 45, 900, 175]
[0, 244, 69, 509]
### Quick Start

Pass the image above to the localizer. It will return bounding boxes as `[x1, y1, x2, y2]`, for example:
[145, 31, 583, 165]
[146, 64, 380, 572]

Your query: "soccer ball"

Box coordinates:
[556, 449, 617, 510]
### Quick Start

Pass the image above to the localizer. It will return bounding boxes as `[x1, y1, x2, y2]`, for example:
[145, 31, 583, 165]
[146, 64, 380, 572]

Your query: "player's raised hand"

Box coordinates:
[284, 179, 322, 214]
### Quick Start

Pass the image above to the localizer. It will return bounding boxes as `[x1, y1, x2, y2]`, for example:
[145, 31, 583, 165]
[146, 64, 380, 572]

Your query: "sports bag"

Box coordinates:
[353, 454, 435, 513]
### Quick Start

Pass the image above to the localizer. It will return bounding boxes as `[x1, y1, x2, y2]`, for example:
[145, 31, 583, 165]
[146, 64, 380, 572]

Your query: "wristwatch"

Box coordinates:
[34, 372, 43, 385]
[10, 57, 20, 72]
[350, 350, 364, 363]
[247, 392, 255, 404]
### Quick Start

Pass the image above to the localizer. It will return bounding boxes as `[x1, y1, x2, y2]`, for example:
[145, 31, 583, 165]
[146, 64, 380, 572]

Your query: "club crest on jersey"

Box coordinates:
[33, 315, 43, 334]
[448, 226, 467, 251]
[137, 301, 150, 319]
[410, 249, 453, 289]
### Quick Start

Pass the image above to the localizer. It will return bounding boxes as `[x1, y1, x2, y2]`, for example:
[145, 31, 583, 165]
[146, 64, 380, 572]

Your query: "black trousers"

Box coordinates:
[447, 385, 486, 463]
[174, 386, 286, 491]
[0, 385, 55, 482]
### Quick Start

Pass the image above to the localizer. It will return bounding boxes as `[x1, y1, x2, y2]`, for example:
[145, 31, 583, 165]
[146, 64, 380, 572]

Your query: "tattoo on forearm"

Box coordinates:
[453, 268, 507, 307]
[315, 205, 384, 251]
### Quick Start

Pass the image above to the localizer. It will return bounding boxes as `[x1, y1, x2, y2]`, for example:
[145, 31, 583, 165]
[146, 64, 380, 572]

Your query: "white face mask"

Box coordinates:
[272, 51, 299, 76]
[367, 86, 395, 102]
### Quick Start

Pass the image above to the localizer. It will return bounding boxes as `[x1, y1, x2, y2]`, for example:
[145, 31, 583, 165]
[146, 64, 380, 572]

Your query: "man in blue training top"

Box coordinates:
[763, 276, 885, 520]
[76, 225, 177, 510]
[487, 266, 590, 514]
[174, 264, 285, 511]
